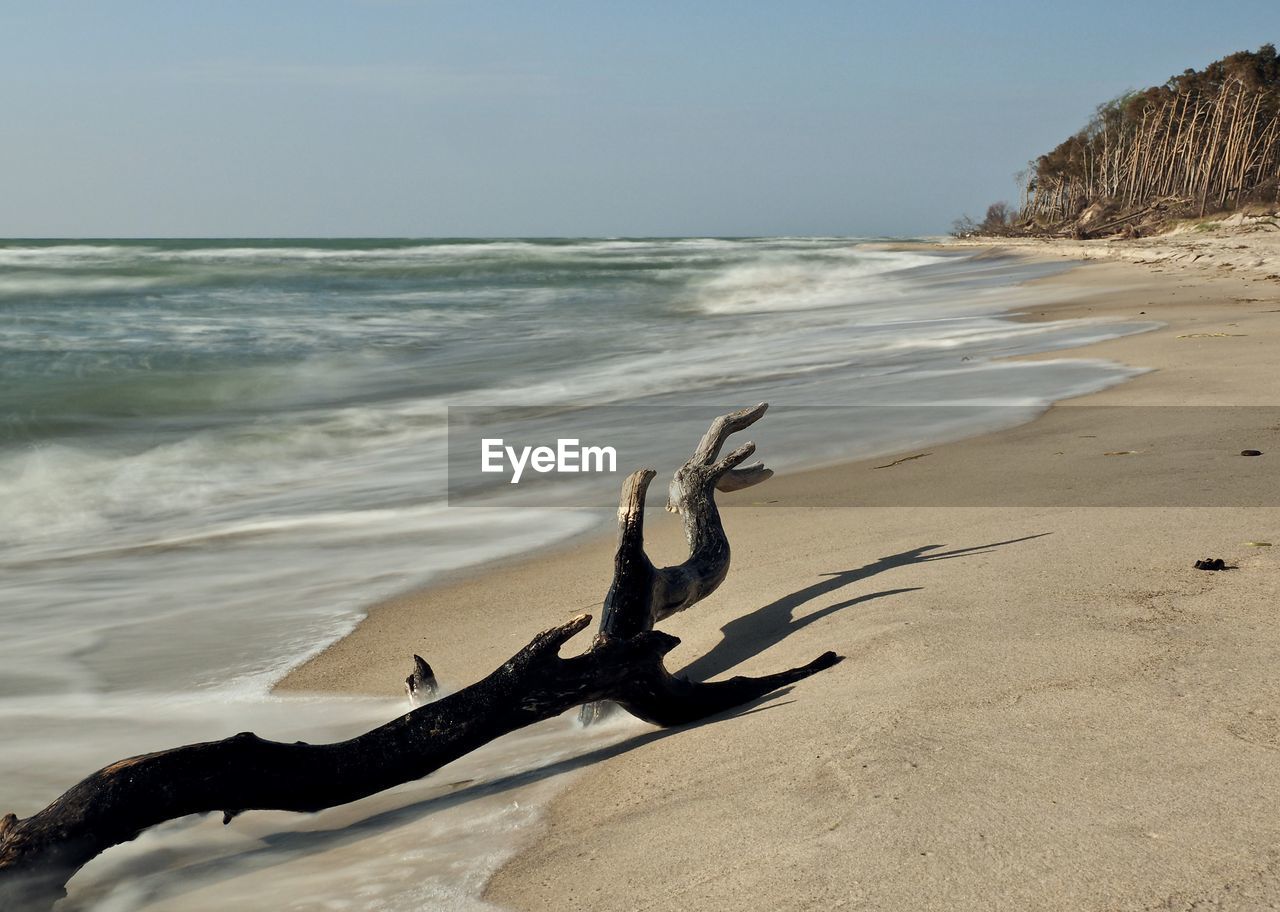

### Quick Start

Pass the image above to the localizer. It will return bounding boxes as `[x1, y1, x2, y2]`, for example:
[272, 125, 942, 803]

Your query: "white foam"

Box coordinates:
[689, 248, 944, 314]
[0, 275, 167, 297]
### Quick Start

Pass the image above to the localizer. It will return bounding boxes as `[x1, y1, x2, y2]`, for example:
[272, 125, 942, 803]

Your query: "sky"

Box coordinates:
[0, 0, 1276, 237]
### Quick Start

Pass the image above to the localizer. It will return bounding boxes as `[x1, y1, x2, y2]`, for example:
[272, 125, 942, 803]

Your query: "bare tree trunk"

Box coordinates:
[0, 406, 838, 911]
[1159, 93, 1189, 198]
[1233, 93, 1262, 206]
[1198, 84, 1229, 215]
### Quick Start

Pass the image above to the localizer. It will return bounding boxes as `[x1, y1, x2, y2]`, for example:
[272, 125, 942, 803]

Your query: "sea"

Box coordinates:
[0, 238, 1157, 909]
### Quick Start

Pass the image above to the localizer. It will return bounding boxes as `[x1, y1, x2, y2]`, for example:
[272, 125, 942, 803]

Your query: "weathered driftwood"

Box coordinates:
[580, 403, 774, 724]
[405, 653, 438, 706]
[0, 405, 837, 911]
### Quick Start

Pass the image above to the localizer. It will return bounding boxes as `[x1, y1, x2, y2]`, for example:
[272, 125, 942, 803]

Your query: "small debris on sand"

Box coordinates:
[874, 452, 931, 470]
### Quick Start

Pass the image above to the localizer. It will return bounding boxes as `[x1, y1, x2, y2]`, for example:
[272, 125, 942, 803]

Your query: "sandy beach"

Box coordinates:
[10, 13, 1280, 912]
[280, 230, 1280, 910]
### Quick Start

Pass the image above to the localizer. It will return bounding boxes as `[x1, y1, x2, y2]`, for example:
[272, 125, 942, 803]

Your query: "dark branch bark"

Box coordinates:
[0, 403, 840, 911]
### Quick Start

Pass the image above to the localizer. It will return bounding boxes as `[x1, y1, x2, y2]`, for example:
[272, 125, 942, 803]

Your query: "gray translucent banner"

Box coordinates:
[447, 405, 1278, 507]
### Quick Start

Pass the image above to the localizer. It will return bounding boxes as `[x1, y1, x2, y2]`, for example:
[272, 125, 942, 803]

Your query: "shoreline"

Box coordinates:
[273, 247, 1170, 697]
[280, 239, 1280, 910]
[275, 248, 1140, 697]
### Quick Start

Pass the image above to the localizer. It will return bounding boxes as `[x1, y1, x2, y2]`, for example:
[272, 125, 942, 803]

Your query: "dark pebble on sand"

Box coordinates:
[1241, 449, 1263, 456]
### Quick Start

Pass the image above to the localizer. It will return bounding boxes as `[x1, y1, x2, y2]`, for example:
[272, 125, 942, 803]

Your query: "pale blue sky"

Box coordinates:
[1, 1, 1275, 237]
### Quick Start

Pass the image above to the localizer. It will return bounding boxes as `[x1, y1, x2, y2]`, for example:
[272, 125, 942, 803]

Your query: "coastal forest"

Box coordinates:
[962, 44, 1280, 237]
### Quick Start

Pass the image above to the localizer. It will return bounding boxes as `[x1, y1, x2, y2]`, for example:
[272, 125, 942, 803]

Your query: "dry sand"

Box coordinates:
[943, 212, 1280, 282]
[281, 232, 1280, 911]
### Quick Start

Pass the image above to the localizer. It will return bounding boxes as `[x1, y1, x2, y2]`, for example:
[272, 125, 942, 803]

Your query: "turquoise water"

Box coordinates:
[0, 237, 1158, 910]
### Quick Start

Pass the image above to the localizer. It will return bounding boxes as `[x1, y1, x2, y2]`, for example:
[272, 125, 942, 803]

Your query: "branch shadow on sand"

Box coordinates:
[677, 532, 1052, 682]
[67, 532, 1049, 909]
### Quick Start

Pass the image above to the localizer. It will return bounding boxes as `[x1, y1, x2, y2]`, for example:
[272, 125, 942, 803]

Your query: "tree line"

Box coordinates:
[960, 44, 1280, 236]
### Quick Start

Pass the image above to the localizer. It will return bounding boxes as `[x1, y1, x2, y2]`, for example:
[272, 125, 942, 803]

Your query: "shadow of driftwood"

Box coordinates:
[678, 533, 1050, 682]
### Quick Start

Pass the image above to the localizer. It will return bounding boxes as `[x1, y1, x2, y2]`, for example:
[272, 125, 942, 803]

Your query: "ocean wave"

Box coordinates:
[0, 274, 169, 298]
[688, 249, 947, 314]
[138, 238, 753, 265]
[0, 404, 450, 549]
[0, 244, 152, 265]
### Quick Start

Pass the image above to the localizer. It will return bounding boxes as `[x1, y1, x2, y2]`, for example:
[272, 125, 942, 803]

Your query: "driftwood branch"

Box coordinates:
[581, 403, 776, 724]
[0, 404, 839, 910]
[405, 654, 438, 705]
